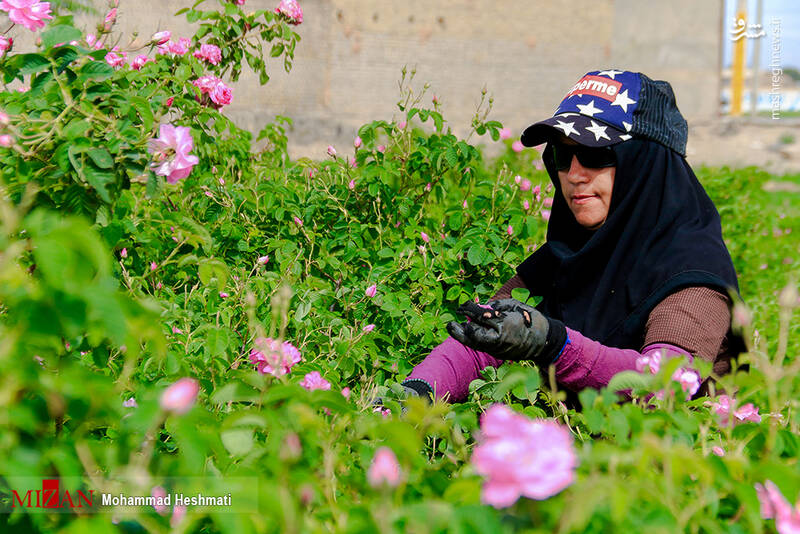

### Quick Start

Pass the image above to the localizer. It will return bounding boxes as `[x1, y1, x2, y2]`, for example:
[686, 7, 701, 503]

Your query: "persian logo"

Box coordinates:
[564, 75, 622, 101]
[11, 479, 94, 509]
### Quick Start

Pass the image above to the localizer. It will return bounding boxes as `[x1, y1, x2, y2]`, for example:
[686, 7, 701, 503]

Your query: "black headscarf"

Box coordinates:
[516, 138, 741, 350]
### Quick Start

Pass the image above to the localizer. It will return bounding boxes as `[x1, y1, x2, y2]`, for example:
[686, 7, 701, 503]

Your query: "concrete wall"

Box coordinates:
[11, 0, 724, 158]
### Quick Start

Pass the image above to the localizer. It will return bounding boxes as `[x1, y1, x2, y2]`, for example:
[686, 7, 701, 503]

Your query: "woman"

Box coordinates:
[401, 69, 745, 403]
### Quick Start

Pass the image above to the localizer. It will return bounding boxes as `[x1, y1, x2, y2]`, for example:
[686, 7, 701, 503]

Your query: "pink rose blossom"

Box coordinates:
[219, 292, 229, 298]
[506, 225, 513, 236]
[275, 0, 303, 25]
[462, 200, 468, 209]
[0, 134, 12, 147]
[711, 446, 725, 457]
[160, 378, 199, 414]
[425, 182, 432, 191]
[635, 349, 662, 374]
[293, 216, 303, 227]
[299, 371, 331, 391]
[362, 324, 375, 333]
[167, 37, 190, 56]
[514, 175, 521, 184]
[204, 191, 213, 198]
[499, 127, 511, 140]
[151, 486, 169, 514]
[544, 197, 554, 207]
[755, 480, 800, 533]
[511, 140, 524, 153]
[377, 145, 386, 153]
[348, 178, 355, 190]
[120, 248, 127, 258]
[398, 120, 407, 129]
[472, 404, 577, 508]
[147, 124, 199, 183]
[0, 110, 8, 125]
[105, 51, 126, 68]
[420, 231, 429, 243]
[151, 30, 171, 45]
[249, 337, 302, 377]
[541, 210, 551, 221]
[0, 36, 12, 58]
[155, 281, 163, 290]
[365, 284, 377, 298]
[150, 261, 157, 271]
[171, 326, 182, 334]
[353, 136, 362, 148]
[103, 7, 116, 28]
[0, 0, 53, 32]
[368, 447, 401, 488]
[170, 504, 186, 528]
[326, 145, 336, 157]
[520, 179, 532, 192]
[523, 199, 530, 210]
[348, 156, 357, 168]
[258, 255, 269, 265]
[709, 395, 762, 426]
[373, 406, 390, 417]
[532, 184, 541, 195]
[131, 54, 151, 70]
[672, 368, 701, 399]
[341, 387, 351, 399]
[122, 397, 137, 408]
[193, 43, 222, 65]
[165, 97, 174, 107]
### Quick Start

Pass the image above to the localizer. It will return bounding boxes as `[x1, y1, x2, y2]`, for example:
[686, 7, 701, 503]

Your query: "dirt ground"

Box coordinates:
[685, 118, 800, 177]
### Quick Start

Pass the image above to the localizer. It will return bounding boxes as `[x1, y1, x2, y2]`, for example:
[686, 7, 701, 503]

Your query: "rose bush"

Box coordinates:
[1, 2, 799, 533]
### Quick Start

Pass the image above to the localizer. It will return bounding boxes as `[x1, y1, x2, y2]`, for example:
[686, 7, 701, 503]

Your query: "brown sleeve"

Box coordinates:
[491, 274, 528, 300]
[642, 286, 731, 364]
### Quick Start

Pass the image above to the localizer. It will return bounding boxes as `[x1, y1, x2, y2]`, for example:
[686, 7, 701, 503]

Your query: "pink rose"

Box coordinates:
[258, 255, 269, 265]
[755, 480, 800, 533]
[167, 37, 190, 56]
[498, 127, 512, 140]
[122, 397, 137, 408]
[532, 184, 541, 195]
[104, 51, 126, 68]
[709, 395, 762, 426]
[147, 124, 199, 183]
[193, 43, 222, 65]
[249, 337, 302, 377]
[523, 199, 530, 210]
[420, 231, 429, 243]
[0, 0, 53, 32]
[103, 7, 116, 28]
[151, 486, 169, 514]
[151, 30, 171, 45]
[520, 179, 532, 192]
[544, 197, 554, 207]
[541, 209, 551, 221]
[299, 371, 331, 391]
[120, 248, 127, 258]
[367, 447, 401, 488]
[131, 54, 151, 70]
[506, 225, 513, 236]
[353, 136, 362, 148]
[160, 378, 199, 414]
[326, 145, 336, 157]
[293, 216, 303, 227]
[0, 36, 12, 58]
[511, 140, 524, 153]
[362, 324, 375, 333]
[472, 404, 577, 508]
[365, 284, 377, 298]
[671, 368, 701, 399]
[398, 120, 407, 129]
[274, 0, 303, 25]
[0, 134, 12, 147]
[376, 145, 386, 153]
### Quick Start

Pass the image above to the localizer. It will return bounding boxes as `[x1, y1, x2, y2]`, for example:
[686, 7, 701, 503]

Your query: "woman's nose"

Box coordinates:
[566, 155, 590, 182]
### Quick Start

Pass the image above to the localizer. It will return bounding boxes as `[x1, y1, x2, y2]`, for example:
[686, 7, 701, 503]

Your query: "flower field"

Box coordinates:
[0, 1, 799, 533]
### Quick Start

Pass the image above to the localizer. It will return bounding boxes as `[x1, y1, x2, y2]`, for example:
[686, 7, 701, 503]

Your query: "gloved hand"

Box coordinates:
[446, 298, 567, 366]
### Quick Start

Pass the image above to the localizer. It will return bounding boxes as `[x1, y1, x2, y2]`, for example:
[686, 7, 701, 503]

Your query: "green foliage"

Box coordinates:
[0, 4, 799, 534]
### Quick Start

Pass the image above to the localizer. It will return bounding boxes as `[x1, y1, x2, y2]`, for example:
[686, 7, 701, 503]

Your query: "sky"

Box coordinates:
[722, 0, 800, 70]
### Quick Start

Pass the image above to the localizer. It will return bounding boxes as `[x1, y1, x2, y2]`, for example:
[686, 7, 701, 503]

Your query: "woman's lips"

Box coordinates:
[571, 194, 596, 205]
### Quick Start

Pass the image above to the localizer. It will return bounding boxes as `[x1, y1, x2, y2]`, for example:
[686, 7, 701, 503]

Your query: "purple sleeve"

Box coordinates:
[405, 336, 503, 403]
[554, 327, 692, 391]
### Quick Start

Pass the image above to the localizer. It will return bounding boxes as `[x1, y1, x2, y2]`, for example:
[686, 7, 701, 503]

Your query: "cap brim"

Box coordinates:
[521, 113, 630, 148]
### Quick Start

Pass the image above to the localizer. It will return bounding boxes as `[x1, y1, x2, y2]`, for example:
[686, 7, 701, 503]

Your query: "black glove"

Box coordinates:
[446, 298, 567, 366]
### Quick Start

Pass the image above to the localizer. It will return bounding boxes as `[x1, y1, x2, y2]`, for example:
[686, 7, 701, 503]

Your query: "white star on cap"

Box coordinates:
[597, 69, 624, 79]
[611, 90, 637, 113]
[620, 134, 632, 141]
[576, 99, 603, 117]
[621, 121, 632, 132]
[553, 121, 581, 136]
[553, 120, 580, 138]
[585, 120, 610, 141]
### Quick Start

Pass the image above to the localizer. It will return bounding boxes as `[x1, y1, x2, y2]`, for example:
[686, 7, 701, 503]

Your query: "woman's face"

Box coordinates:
[555, 136, 616, 230]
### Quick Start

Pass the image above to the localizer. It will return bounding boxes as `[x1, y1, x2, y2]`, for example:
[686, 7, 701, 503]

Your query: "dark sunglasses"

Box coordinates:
[544, 143, 616, 171]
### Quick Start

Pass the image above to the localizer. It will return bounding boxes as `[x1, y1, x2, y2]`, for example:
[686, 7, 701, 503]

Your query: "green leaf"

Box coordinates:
[220, 428, 253, 456]
[17, 54, 51, 75]
[198, 258, 229, 290]
[79, 60, 114, 81]
[129, 96, 154, 131]
[87, 148, 114, 169]
[606, 370, 653, 392]
[41, 25, 83, 49]
[511, 287, 531, 303]
[203, 327, 230, 358]
[466, 245, 488, 266]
